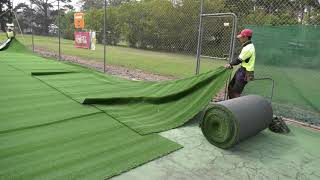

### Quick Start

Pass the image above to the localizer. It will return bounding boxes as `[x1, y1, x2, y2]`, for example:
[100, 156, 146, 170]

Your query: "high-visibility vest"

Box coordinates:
[239, 42, 256, 72]
[7, 31, 15, 38]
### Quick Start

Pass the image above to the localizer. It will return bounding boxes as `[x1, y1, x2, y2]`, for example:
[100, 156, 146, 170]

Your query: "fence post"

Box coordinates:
[195, 0, 204, 75]
[31, 3, 34, 53]
[103, 0, 107, 73]
[58, 0, 61, 60]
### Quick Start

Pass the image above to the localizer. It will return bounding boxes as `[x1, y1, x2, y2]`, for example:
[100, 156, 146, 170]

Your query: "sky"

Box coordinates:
[12, 0, 83, 11]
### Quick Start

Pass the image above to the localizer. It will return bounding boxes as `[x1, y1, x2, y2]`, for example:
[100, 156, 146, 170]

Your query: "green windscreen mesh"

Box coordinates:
[243, 25, 320, 125]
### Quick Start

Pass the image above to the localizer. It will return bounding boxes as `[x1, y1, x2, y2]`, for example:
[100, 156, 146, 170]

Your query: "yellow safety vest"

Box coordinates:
[7, 31, 14, 38]
[239, 42, 256, 72]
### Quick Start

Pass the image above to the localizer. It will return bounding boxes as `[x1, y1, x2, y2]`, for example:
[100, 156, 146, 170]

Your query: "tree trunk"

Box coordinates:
[0, 5, 5, 32]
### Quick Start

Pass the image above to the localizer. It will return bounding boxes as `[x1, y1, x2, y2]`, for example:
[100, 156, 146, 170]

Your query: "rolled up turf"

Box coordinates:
[200, 95, 273, 149]
[0, 38, 12, 51]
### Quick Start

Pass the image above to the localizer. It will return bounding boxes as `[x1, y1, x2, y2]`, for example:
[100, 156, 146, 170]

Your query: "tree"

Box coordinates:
[54, 11, 74, 39]
[81, 0, 132, 10]
[13, 3, 34, 34]
[0, 0, 13, 32]
[84, 8, 121, 44]
[29, 0, 73, 35]
[80, 0, 104, 10]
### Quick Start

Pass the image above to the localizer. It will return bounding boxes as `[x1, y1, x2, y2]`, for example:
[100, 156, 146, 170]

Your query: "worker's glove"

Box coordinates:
[224, 64, 233, 69]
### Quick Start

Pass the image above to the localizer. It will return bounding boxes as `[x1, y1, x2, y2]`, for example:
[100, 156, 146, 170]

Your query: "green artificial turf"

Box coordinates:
[2, 41, 232, 135]
[35, 67, 231, 134]
[0, 113, 181, 179]
[0, 62, 98, 133]
[0, 39, 229, 179]
[1, 39, 319, 180]
[0, 40, 183, 179]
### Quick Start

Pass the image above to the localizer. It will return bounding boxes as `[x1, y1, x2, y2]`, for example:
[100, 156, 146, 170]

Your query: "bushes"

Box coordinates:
[84, 8, 121, 44]
[59, 12, 75, 40]
[59, 0, 304, 54]
[244, 10, 298, 26]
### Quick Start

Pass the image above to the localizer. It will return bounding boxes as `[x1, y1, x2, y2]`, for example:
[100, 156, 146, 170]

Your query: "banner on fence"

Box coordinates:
[74, 13, 85, 29]
[75, 32, 90, 49]
[74, 31, 96, 50]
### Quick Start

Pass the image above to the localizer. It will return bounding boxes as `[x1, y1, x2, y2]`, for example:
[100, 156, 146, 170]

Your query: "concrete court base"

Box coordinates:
[112, 120, 320, 180]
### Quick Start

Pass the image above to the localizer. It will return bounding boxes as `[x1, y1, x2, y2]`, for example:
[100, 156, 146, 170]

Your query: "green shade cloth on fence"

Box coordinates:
[243, 25, 320, 125]
[248, 25, 320, 69]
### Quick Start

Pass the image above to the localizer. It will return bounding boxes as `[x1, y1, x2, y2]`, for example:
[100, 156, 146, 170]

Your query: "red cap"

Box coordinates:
[237, 29, 253, 38]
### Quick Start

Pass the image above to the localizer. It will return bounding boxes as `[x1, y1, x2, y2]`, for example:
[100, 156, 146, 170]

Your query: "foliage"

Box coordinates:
[0, 0, 13, 32]
[55, 11, 75, 40]
[13, 0, 320, 52]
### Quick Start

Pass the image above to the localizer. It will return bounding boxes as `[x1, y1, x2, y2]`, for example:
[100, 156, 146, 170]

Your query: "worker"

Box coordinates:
[6, 24, 15, 39]
[225, 29, 255, 99]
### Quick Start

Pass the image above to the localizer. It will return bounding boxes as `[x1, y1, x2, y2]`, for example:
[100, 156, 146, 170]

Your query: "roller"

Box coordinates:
[200, 95, 273, 149]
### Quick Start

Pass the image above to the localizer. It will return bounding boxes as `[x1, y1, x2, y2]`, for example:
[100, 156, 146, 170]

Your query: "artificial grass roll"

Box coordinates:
[200, 95, 273, 149]
[0, 38, 12, 51]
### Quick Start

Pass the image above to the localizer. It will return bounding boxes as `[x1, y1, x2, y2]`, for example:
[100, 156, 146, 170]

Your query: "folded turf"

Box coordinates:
[35, 67, 231, 134]
[6, 38, 230, 135]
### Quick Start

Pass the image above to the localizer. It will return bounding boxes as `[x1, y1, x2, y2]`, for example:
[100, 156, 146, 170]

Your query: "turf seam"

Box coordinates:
[3, 58, 154, 135]
[30, 70, 143, 134]
[5, 63, 93, 107]
[93, 107, 143, 135]
[0, 112, 103, 135]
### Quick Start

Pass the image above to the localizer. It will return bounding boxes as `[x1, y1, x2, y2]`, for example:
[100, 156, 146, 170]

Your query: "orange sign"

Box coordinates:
[74, 13, 85, 29]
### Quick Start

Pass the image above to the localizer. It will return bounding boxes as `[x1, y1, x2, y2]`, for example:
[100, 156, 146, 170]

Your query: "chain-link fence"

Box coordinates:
[9, 0, 320, 125]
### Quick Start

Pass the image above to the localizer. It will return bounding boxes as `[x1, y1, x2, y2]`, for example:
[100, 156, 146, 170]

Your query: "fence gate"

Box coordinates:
[195, 13, 238, 75]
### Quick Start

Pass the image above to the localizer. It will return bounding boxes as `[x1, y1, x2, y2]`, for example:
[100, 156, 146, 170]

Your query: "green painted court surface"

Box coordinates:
[0, 40, 320, 179]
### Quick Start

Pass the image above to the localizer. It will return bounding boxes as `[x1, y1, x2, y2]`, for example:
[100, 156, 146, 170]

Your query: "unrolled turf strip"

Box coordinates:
[36, 68, 231, 134]
[0, 62, 98, 133]
[0, 113, 181, 179]
[1, 40, 232, 135]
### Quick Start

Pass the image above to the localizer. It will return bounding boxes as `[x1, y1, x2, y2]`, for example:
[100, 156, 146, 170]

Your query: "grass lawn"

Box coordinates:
[1, 33, 319, 123]
[11, 34, 225, 78]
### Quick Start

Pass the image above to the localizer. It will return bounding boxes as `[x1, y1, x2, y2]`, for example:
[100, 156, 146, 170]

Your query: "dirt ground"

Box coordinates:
[34, 48, 175, 81]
